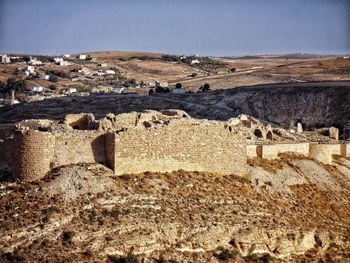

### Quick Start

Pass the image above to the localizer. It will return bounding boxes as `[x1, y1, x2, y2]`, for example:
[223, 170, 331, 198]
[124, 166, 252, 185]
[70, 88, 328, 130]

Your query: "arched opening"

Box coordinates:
[254, 129, 263, 138]
[266, 131, 273, 140]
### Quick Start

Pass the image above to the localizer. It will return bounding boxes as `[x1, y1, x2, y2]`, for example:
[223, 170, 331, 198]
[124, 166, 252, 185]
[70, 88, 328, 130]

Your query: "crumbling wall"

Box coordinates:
[0, 138, 14, 172]
[52, 131, 106, 168]
[112, 120, 247, 176]
[64, 113, 94, 130]
[247, 143, 310, 159]
[309, 143, 342, 164]
[260, 143, 310, 160]
[13, 131, 55, 181]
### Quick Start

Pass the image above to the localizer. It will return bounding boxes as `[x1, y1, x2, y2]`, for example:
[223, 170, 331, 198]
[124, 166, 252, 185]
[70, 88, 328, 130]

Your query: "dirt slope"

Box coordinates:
[1, 155, 350, 262]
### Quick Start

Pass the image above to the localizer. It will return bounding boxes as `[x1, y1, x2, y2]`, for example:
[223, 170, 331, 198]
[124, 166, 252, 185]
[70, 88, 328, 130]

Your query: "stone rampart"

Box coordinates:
[1, 110, 349, 181]
[309, 143, 343, 164]
[340, 143, 350, 158]
[52, 131, 106, 168]
[111, 119, 247, 176]
[13, 130, 56, 181]
[260, 143, 310, 160]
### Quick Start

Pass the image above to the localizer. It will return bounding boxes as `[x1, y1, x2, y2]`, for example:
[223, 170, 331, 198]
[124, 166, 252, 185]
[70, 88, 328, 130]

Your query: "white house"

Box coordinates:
[32, 86, 44, 93]
[77, 67, 90, 75]
[63, 54, 71, 58]
[40, 74, 50, 80]
[79, 54, 87, 60]
[59, 60, 70, 66]
[94, 71, 106, 76]
[111, 87, 126, 93]
[191, 59, 200, 65]
[153, 81, 168, 88]
[0, 54, 11, 64]
[105, 69, 116, 75]
[28, 57, 42, 66]
[54, 57, 64, 64]
[171, 87, 186, 94]
[26, 65, 35, 74]
[65, 88, 77, 94]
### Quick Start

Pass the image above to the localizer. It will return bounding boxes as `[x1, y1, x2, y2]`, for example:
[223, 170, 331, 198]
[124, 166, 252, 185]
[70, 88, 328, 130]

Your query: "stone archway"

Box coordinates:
[254, 128, 263, 138]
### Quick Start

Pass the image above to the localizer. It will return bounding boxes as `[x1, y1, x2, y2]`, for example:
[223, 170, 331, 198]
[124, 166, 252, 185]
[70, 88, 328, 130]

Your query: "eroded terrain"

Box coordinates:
[1, 154, 350, 262]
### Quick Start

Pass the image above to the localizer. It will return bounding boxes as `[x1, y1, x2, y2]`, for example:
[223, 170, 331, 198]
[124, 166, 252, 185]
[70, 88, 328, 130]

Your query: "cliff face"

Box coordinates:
[0, 81, 349, 130]
[221, 82, 350, 129]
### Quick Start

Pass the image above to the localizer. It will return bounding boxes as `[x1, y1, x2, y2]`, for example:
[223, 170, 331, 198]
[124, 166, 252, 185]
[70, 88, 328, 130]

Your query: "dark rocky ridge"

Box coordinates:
[0, 81, 349, 130]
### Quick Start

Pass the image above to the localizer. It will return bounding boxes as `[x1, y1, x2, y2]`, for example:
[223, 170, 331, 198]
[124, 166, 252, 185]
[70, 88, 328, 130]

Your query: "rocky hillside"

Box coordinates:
[1, 154, 350, 262]
[0, 81, 349, 130]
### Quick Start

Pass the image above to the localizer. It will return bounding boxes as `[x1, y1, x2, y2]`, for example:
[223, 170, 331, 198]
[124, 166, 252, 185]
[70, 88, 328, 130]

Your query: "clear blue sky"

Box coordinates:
[0, 0, 349, 56]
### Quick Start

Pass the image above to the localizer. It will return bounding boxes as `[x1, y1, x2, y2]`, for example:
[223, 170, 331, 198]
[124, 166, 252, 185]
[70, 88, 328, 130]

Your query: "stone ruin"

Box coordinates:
[0, 110, 348, 182]
[0, 110, 247, 181]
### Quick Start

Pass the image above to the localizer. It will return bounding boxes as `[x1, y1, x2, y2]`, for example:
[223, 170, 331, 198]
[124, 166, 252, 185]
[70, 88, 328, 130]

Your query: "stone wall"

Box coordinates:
[309, 143, 342, 164]
[247, 143, 310, 159]
[13, 131, 56, 181]
[260, 143, 310, 160]
[247, 145, 259, 158]
[64, 113, 94, 130]
[111, 120, 247, 176]
[52, 131, 106, 168]
[340, 143, 350, 158]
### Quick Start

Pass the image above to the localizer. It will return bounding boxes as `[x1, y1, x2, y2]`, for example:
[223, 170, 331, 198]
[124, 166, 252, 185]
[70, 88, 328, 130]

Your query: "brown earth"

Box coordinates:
[1, 52, 350, 92]
[0, 154, 350, 262]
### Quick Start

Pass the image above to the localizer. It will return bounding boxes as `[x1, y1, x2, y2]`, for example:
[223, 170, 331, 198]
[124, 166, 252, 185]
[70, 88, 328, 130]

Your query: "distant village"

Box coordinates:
[0, 53, 196, 106]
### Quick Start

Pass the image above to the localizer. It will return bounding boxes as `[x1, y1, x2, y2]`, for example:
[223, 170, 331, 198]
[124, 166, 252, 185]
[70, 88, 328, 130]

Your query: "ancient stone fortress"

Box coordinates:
[0, 110, 349, 181]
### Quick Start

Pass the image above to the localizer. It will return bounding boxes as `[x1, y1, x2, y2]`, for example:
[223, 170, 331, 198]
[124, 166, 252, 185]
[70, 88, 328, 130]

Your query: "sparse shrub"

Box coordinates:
[107, 248, 139, 263]
[1, 251, 25, 262]
[48, 84, 57, 90]
[244, 253, 271, 263]
[213, 246, 239, 261]
[46, 69, 69, 78]
[102, 208, 120, 218]
[264, 181, 273, 186]
[200, 83, 211, 92]
[62, 230, 75, 243]
[0, 78, 27, 95]
[155, 254, 168, 263]
[190, 73, 198, 77]
[83, 249, 94, 258]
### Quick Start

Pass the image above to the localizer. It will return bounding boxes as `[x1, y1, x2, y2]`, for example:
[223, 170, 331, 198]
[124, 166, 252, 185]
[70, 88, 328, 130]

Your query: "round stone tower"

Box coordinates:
[13, 130, 56, 181]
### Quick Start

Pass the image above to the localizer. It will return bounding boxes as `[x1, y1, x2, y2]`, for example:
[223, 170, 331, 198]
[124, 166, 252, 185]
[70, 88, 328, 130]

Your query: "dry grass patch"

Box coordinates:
[248, 157, 284, 173]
